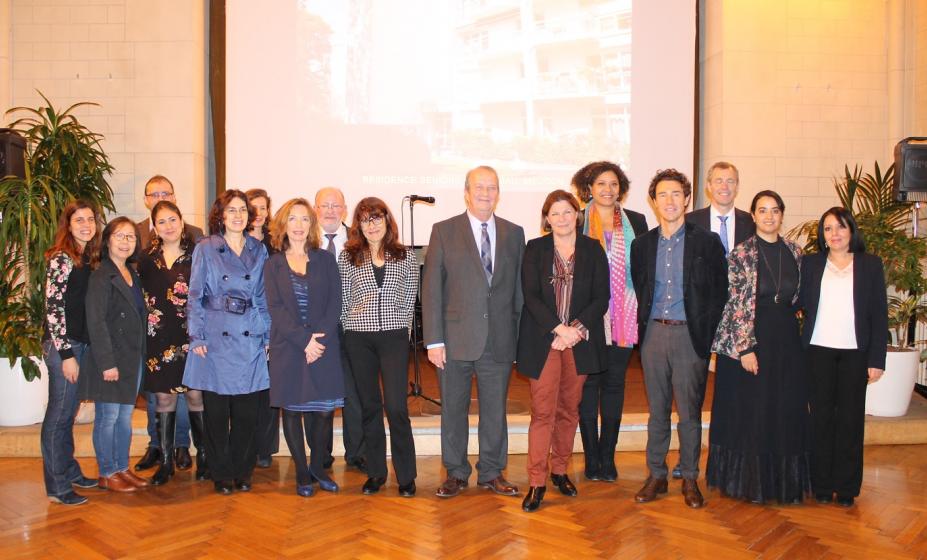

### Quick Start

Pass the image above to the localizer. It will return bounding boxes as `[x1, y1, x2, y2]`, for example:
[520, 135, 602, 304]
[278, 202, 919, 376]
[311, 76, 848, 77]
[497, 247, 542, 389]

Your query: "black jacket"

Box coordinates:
[686, 207, 755, 249]
[516, 233, 610, 379]
[799, 252, 888, 369]
[630, 222, 728, 358]
[79, 257, 147, 404]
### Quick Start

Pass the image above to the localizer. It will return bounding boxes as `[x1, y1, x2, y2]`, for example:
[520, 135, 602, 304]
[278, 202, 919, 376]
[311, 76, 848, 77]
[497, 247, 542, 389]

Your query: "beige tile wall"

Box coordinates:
[1, 0, 207, 227]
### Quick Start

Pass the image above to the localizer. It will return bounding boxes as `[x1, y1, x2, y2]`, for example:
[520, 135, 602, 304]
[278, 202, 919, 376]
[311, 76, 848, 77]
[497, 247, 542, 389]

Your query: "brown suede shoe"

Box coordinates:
[118, 470, 150, 488]
[99, 474, 137, 493]
[634, 476, 668, 503]
[435, 477, 468, 498]
[478, 476, 519, 496]
[682, 478, 705, 508]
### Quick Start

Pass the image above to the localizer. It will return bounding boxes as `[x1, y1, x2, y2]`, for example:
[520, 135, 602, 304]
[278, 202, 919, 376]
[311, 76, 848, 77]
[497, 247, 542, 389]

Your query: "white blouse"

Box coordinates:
[810, 258, 857, 349]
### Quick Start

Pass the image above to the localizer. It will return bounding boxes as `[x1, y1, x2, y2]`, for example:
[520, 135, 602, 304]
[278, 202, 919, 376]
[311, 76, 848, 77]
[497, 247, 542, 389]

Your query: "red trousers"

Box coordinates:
[527, 348, 587, 487]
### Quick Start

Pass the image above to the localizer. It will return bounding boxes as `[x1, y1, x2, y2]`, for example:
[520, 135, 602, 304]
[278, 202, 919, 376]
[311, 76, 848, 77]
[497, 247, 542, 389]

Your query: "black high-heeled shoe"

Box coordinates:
[522, 486, 546, 512]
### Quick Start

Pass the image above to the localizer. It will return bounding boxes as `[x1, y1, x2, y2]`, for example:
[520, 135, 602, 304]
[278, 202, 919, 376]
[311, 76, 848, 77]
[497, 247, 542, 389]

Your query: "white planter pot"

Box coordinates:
[0, 357, 49, 426]
[865, 349, 919, 417]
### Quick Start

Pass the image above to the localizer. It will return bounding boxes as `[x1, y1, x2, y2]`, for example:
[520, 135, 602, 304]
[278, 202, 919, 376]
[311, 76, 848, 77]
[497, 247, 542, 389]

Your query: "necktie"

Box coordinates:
[325, 233, 337, 255]
[718, 215, 730, 254]
[480, 222, 493, 284]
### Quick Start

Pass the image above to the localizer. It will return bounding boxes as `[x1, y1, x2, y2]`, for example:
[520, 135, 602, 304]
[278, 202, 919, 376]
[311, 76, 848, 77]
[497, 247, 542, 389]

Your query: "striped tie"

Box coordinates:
[480, 222, 493, 284]
[325, 233, 337, 255]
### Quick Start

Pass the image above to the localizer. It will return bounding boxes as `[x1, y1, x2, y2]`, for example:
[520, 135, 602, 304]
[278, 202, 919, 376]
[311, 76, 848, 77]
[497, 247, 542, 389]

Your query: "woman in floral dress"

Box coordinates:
[137, 201, 206, 485]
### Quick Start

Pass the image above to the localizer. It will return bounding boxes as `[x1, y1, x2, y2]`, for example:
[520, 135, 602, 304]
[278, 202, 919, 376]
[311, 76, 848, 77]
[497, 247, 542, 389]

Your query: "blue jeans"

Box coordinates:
[145, 391, 191, 448]
[41, 339, 89, 497]
[93, 401, 136, 477]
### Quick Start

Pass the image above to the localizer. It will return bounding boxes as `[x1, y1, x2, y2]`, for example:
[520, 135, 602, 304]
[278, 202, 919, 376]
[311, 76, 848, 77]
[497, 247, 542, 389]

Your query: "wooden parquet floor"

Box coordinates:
[1, 446, 925, 559]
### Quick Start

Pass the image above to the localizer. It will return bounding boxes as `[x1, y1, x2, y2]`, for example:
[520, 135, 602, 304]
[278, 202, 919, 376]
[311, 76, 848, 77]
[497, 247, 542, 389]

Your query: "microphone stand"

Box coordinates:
[405, 196, 441, 407]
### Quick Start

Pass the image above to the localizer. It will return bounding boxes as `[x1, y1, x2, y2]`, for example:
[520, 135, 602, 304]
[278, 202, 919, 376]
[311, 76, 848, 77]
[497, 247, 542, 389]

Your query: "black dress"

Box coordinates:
[137, 246, 193, 394]
[707, 237, 812, 504]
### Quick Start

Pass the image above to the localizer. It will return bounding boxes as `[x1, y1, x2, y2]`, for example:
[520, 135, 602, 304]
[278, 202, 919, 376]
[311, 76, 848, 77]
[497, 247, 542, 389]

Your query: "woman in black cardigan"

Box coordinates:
[79, 217, 150, 493]
[516, 189, 610, 512]
[264, 198, 344, 498]
[799, 207, 887, 508]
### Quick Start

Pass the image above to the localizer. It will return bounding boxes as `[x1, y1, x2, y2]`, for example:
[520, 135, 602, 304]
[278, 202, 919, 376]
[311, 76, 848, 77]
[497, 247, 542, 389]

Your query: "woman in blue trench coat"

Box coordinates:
[183, 189, 271, 495]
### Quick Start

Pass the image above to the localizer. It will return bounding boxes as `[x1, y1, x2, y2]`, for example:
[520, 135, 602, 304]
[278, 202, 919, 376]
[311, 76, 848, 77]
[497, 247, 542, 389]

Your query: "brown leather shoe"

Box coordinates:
[634, 476, 668, 503]
[117, 470, 150, 488]
[682, 478, 705, 508]
[435, 477, 468, 498]
[478, 476, 519, 496]
[99, 474, 137, 493]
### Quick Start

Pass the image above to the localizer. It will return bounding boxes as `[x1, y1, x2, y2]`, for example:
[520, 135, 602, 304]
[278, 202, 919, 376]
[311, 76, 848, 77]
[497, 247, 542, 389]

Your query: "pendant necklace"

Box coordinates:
[758, 240, 782, 304]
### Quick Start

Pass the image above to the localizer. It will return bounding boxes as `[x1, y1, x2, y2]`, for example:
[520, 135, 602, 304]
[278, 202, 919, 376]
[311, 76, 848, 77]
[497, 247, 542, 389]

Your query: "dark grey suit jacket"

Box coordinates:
[686, 207, 755, 249]
[136, 218, 204, 250]
[422, 212, 526, 363]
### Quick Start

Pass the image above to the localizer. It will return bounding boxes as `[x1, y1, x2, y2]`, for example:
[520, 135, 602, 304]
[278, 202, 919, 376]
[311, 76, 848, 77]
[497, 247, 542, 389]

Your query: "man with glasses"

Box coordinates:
[313, 187, 367, 474]
[134, 175, 204, 473]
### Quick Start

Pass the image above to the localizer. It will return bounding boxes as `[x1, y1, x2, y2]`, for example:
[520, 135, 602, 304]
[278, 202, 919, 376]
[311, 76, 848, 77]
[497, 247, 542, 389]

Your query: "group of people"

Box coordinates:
[38, 162, 886, 515]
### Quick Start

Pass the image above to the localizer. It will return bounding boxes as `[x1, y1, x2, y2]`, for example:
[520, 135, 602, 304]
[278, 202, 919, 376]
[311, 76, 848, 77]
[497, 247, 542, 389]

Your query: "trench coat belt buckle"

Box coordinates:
[653, 318, 687, 326]
[203, 295, 253, 315]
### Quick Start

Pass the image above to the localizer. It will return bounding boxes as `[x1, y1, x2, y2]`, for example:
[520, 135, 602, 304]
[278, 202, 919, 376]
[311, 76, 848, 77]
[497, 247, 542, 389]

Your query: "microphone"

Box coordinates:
[409, 195, 435, 204]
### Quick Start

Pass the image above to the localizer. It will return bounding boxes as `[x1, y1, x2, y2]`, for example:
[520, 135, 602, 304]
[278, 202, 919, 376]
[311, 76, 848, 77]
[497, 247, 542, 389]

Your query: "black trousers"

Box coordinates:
[807, 345, 868, 497]
[578, 345, 633, 468]
[343, 329, 416, 485]
[202, 390, 260, 482]
[339, 329, 367, 463]
[254, 389, 280, 458]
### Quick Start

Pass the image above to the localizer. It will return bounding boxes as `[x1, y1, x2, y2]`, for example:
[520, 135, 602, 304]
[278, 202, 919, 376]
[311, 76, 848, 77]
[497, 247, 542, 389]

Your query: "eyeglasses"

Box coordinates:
[318, 203, 345, 211]
[359, 215, 384, 226]
[145, 191, 174, 199]
[112, 233, 137, 242]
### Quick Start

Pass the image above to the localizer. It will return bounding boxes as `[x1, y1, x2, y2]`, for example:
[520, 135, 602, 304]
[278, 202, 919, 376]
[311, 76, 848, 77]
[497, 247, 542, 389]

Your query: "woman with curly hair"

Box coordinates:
[339, 197, 418, 497]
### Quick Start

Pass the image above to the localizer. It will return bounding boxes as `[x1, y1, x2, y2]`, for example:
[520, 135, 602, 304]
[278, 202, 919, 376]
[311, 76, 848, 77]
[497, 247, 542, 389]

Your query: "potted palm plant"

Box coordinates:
[788, 162, 927, 417]
[0, 92, 114, 425]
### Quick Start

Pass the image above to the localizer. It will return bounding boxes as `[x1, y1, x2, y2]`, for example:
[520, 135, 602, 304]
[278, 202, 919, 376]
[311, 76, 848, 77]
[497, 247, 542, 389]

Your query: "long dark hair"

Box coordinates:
[816, 206, 866, 253]
[97, 216, 139, 267]
[45, 200, 101, 266]
[149, 200, 193, 255]
[343, 197, 406, 267]
[208, 190, 254, 235]
[571, 161, 630, 204]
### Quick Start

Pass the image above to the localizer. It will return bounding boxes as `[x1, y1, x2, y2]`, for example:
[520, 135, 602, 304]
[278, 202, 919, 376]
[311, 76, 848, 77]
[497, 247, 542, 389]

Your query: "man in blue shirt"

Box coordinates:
[630, 169, 728, 508]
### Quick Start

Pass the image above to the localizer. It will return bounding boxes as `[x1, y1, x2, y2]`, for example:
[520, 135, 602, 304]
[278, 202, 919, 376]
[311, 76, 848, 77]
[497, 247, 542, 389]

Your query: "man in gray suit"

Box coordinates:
[422, 165, 526, 498]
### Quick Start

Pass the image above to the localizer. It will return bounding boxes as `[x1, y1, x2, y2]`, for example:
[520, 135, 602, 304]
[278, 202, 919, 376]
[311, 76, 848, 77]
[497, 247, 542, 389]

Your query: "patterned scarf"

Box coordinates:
[584, 205, 638, 347]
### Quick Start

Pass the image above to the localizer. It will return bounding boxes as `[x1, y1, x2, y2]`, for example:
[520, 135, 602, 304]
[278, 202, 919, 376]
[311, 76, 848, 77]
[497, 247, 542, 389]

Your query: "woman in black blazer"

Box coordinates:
[264, 198, 344, 498]
[339, 197, 418, 498]
[799, 207, 887, 508]
[79, 217, 150, 493]
[571, 160, 648, 482]
[517, 189, 610, 512]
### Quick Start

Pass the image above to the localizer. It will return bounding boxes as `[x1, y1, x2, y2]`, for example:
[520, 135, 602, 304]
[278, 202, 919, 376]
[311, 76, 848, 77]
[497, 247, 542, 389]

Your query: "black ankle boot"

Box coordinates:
[522, 486, 546, 512]
[188, 410, 209, 481]
[151, 412, 176, 485]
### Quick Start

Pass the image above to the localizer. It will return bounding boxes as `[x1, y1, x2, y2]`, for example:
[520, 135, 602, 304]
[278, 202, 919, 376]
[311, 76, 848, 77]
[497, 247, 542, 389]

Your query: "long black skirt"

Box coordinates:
[706, 301, 812, 504]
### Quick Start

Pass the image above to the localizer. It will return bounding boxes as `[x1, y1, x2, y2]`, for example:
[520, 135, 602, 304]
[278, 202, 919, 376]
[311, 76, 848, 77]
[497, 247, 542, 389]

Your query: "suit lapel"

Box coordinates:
[456, 213, 488, 285]
[540, 236, 556, 306]
[490, 217, 508, 288]
[108, 260, 141, 321]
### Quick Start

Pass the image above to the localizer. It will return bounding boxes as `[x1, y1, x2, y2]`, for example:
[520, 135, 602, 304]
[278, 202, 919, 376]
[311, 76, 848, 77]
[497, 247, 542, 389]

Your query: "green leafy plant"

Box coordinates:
[0, 91, 114, 380]
[887, 295, 927, 351]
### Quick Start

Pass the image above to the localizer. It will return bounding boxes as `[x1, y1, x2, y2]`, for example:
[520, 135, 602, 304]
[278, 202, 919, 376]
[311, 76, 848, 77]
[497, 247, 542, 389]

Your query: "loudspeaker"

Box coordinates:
[0, 129, 26, 179]
[893, 137, 927, 202]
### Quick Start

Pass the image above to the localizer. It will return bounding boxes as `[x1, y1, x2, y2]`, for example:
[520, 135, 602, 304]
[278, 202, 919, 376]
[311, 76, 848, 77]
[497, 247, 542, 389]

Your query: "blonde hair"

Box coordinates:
[269, 198, 320, 253]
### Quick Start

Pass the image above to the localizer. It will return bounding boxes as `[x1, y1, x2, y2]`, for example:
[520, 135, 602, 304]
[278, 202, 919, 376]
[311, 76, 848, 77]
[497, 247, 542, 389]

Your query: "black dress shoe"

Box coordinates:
[134, 447, 161, 471]
[234, 479, 252, 492]
[362, 477, 387, 495]
[551, 473, 578, 497]
[71, 475, 99, 489]
[836, 495, 855, 507]
[174, 447, 193, 471]
[398, 481, 416, 498]
[346, 457, 368, 474]
[522, 486, 546, 512]
[214, 480, 234, 495]
[815, 493, 833, 504]
[584, 467, 602, 481]
[255, 455, 272, 469]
